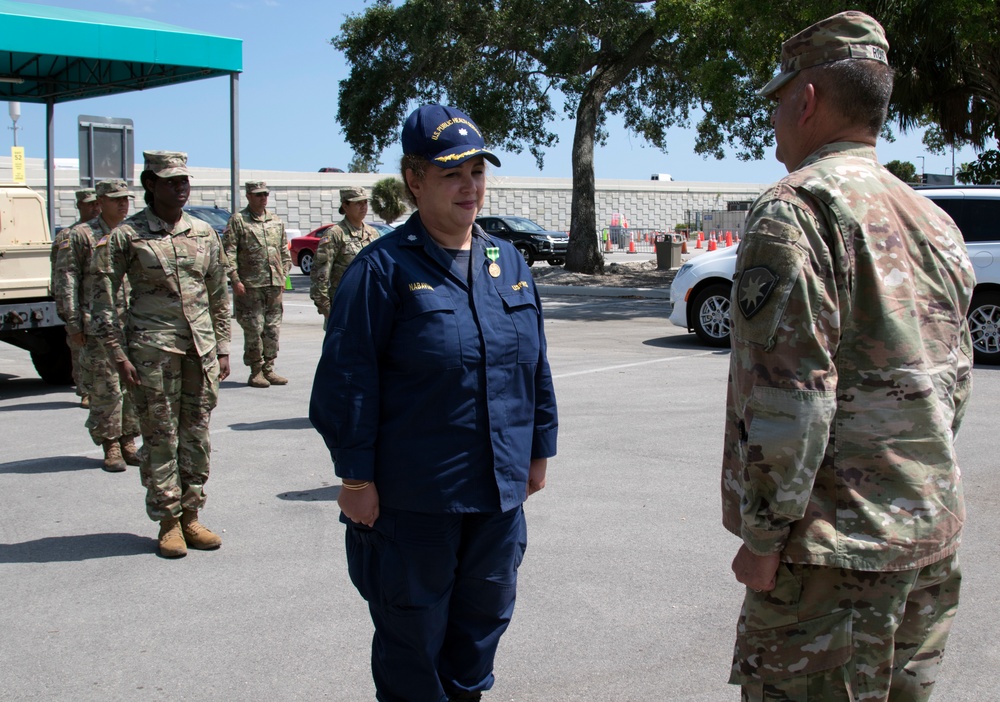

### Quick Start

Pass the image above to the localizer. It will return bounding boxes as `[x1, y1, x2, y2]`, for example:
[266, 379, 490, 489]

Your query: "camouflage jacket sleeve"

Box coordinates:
[52, 226, 85, 333]
[90, 228, 131, 363]
[309, 226, 343, 315]
[279, 219, 291, 276]
[723, 191, 840, 556]
[222, 214, 242, 284]
[206, 232, 232, 356]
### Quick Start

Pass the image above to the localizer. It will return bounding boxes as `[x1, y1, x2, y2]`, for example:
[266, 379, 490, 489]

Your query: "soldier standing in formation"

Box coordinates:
[223, 181, 291, 388]
[92, 151, 231, 559]
[309, 187, 380, 324]
[722, 12, 973, 700]
[52, 188, 101, 408]
[54, 179, 141, 472]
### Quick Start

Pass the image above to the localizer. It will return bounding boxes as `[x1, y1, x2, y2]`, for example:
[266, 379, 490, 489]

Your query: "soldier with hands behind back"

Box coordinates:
[722, 12, 975, 701]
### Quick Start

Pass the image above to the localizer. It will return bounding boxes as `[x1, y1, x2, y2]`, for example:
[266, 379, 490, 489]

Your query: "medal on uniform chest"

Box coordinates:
[486, 246, 501, 278]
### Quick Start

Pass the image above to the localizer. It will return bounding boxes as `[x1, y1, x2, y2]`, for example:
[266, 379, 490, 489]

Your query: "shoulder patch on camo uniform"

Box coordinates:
[737, 266, 778, 319]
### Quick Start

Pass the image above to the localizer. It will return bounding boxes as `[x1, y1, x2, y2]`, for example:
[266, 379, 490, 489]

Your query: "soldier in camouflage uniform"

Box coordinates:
[91, 151, 231, 560]
[54, 179, 141, 472]
[223, 181, 291, 388]
[721, 13, 974, 701]
[309, 187, 379, 323]
[52, 188, 101, 407]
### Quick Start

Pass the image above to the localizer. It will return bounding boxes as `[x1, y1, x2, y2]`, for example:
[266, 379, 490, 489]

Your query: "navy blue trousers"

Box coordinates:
[344, 505, 527, 702]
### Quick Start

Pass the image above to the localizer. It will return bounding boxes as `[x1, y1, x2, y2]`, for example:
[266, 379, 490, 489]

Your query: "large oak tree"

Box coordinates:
[334, 0, 1000, 273]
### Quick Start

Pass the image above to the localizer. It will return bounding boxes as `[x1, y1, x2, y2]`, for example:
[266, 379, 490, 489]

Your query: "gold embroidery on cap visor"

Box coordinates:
[434, 148, 487, 163]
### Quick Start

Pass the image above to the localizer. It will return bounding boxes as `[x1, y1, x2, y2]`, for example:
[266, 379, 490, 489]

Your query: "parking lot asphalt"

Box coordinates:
[2, 277, 997, 701]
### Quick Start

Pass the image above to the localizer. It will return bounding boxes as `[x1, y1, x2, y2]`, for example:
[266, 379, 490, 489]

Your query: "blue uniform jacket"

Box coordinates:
[309, 212, 558, 513]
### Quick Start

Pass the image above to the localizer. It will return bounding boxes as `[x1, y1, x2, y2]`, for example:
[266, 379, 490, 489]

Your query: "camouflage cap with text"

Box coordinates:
[245, 181, 269, 194]
[143, 150, 193, 178]
[759, 11, 889, 99]
[95, 179, 133, 199]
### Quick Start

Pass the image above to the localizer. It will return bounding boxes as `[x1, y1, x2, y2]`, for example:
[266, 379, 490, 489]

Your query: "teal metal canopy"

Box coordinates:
[0, 0, 244, 229]
[0, 0, 242, 103]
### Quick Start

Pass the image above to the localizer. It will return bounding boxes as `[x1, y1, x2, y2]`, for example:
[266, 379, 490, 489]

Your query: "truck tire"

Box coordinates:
[30, 327, 75, 385]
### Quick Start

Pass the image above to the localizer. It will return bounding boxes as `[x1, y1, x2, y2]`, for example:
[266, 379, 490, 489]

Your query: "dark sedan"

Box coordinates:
[475, 215, 568, 266]
[183, 205, 232, 237]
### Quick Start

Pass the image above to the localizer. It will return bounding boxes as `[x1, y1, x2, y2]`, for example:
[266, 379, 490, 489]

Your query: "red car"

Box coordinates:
[290, 222, 393, 274]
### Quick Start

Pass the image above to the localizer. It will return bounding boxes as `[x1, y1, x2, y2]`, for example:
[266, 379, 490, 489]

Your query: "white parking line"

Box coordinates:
[552, 350, 720, 379]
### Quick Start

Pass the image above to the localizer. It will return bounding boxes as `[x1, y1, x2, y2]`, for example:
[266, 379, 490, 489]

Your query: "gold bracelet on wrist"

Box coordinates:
[341, 481, 371, 491]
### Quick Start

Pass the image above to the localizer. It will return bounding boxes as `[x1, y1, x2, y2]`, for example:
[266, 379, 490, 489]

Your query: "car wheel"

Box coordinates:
[298, 251, 314, 275]
[547, 258, 565, 266]
[514, 244, 535, 267]
[968, 290, 1000, 365]
[691, 283, 732, 347]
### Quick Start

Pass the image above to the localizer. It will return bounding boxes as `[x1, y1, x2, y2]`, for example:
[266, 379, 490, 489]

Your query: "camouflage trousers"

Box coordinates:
[128, 345, 220, 522]
[69, 338, 92, 398]
[82, 335, 140, 445]
[234, 285, 283, 368]
[731, 554, 961, 701]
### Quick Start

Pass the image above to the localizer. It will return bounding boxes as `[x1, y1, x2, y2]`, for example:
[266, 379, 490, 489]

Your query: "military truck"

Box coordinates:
[0, 183, 73, 384]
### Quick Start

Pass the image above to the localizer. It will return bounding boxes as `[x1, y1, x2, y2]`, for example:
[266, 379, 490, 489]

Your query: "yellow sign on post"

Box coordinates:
[11, 146, 25, 183]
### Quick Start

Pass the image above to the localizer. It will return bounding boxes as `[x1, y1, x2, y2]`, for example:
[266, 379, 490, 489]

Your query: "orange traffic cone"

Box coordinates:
[707, 234, 717, 252]
[605, 235, 613, 252]
[726, 231, 733, 247]
[628, 234, 636, 254]
[695, 236, 702, 249]
[681, 239, 688, 254]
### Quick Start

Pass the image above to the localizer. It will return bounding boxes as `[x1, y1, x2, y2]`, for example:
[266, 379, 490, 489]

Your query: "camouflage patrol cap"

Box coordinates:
[142, 150, 193, 178]
[75, 188, 97, 204]
[759, 11, 889, 98]
[245, 181, 269, 194]
[338, 186, 368, 214]
[95, 179, 133, 199]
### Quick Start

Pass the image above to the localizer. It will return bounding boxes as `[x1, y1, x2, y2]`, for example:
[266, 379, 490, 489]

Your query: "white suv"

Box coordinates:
[668, 187, 1000, 364]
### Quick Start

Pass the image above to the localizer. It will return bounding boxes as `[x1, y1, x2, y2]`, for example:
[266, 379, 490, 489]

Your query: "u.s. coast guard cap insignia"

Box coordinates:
[737, 267, 778, 319]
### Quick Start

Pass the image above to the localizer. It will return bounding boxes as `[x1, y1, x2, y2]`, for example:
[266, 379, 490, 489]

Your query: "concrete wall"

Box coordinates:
[3, 157, 767, 235]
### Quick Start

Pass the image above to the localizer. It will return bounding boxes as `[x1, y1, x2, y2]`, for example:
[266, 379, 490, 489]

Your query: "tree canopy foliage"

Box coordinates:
[333, 0, 1000, 271]
[884, 159, 917, 183]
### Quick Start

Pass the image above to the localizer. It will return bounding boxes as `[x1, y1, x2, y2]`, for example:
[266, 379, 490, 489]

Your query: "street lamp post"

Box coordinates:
[918, 155, 925, 184]
[8, 101, 20, 147]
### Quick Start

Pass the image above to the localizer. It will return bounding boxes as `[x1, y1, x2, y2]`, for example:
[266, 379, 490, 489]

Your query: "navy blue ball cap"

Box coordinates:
[401, 104, 501, 169]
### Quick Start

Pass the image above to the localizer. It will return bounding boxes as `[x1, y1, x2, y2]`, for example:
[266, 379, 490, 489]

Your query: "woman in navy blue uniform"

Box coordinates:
[309, 104, 558, 702]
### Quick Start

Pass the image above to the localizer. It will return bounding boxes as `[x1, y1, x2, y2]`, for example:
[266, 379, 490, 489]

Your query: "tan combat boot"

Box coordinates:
[102, 439, 127, 472]
[158, 517, 187, 558]
[120, 435, 142, 466]
[80, 394, 90, 409]
[181, 510, 222, 550]
[247, 364, 270, 388]
[262, 362, 288, 386]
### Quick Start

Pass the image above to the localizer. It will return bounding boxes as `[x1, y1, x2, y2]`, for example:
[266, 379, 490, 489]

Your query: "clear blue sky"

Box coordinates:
[7, 0, 982, 183]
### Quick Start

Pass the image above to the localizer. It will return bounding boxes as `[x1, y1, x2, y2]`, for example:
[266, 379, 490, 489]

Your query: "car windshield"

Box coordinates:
[505, 217, 546, 233]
